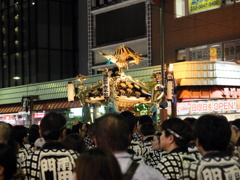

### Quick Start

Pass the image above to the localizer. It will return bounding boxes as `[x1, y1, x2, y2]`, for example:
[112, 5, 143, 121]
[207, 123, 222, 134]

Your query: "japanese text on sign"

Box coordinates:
[188, 0, 221, 14]
[177, 99, 240, 115]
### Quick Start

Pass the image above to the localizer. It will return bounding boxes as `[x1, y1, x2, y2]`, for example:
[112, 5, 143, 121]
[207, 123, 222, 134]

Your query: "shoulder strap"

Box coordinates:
[123, 161, 139, 180]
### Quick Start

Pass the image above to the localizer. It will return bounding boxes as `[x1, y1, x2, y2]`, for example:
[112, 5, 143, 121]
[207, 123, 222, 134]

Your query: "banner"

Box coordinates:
[177, 99, 240, 115]
[188, 0, 221, 14]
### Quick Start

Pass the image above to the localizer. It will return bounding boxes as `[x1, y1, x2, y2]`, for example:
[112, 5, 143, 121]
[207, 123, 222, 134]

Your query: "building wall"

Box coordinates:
[163, 1, 240, 64]
[0, 0, 78, 88]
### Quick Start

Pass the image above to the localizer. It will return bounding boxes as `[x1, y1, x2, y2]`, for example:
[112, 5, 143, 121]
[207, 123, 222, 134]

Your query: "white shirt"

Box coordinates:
[114, 151, 167, 180]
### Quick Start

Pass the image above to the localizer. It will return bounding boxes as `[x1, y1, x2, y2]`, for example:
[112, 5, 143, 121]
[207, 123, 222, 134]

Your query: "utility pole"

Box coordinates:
[151, 0, 168, 121]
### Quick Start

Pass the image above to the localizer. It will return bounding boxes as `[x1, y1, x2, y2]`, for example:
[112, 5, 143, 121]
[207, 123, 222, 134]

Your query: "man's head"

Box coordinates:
[0, 122, 11, 144]
[94, 113, 130, 152]
[0, 144, 17, 180]
[137, 115, 153, 133]
[40, 112, 67, 142]
[195, 114, 231, 154]
[140, 123, 155, 141]
[230, 124, 239, 145]
[160, 118, 192, 152]
[12, 125, 28, 146]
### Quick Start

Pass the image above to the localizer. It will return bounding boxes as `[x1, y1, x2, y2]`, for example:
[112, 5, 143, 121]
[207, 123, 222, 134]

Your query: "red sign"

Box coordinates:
[177, 99, 240, 115]
[34, 112, 45, 119]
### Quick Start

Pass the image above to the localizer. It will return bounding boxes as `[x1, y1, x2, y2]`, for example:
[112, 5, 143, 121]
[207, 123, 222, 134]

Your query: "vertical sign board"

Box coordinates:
[102, 74, 110, 99]
[188, 0, 221, 15]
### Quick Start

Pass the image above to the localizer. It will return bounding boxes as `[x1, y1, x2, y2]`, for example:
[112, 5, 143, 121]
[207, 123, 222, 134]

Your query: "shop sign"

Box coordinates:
[34, 112, 45, 119]
[177, 99, 240, 115]
[188, 0, 221, 15]
[210, 48, 217, 61]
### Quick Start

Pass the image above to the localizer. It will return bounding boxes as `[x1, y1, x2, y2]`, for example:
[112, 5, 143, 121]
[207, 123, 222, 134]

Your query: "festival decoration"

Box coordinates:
[72, 45, 165, 121]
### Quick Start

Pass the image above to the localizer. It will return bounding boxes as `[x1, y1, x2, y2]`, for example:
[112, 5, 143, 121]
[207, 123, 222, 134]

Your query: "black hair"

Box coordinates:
[195, 114, 231, 152]
[0, 144, 17, 179]
[40, 112, 67, 141]
[138, 115, 153, 125]
[162, 117, 192, 148]
[62, 133, 86, 153]
[11, 125, 28, 146]
[28, 125, 40, 145]
[95, 113, 130, 152]
[140, 123, 155, 136]
[232, 118, 240, 129]
[120, 111, 134, 118]
[75, 148, 122, 180]
[183, 117, 197, 141]
[121, 111, 137, 134]
[71, 122, 83, 134]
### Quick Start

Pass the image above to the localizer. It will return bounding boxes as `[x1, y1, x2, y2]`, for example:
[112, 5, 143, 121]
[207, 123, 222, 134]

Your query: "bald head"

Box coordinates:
[0, 122, 11, 144]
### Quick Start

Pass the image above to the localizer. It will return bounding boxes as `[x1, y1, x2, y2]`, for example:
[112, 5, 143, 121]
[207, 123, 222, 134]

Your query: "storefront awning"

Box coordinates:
[0, 104, 23, 114]
[0, 99, 82, 114]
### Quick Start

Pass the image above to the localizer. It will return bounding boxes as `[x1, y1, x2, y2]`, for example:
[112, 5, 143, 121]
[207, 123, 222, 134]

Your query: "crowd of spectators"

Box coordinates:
[0, 111, 239, 180]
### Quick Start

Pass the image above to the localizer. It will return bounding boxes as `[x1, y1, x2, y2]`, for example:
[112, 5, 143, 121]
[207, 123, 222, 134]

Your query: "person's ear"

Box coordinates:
[61, 129, 66, 138]
[39, 129, 43, 137]
[93, 137, 98, 147]
[0, 165, 4, 176]
[196, 138, 204, 155]
[168, 134, 175, 144]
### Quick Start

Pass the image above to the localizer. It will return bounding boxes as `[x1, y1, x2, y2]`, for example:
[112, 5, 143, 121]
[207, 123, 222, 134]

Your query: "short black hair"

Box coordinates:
[162, 117, 192, 148]
[140, 123, 155, 136]
[195, 114, 231, 152]
[232, 118, 240, 129]
[11, 125, 28, 146]
[0, 144, 17, 179]
[95, 113, 130, 152]
[40, 112, 66, 141]
[139, 115, 153, 125]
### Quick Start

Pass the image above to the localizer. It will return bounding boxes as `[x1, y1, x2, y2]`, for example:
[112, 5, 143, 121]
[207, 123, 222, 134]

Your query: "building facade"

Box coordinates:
[0, 0, 78, 88]
[1, 0, 240, 123]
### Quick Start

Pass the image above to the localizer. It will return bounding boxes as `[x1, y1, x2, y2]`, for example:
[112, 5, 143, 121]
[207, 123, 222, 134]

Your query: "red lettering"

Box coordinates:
[214, 102, 218, 111]
[197, 104, 202, 112]
[192, 104, 196, 112]
[203, 103, 207, 111]
[219, 102, 224, 110]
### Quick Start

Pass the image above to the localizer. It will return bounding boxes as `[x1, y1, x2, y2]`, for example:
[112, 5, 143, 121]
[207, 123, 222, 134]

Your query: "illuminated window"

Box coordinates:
[175, 0, 185, 18]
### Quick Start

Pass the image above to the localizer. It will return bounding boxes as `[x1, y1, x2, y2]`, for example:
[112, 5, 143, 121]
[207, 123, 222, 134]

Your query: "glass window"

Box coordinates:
[38, 1, 48, 48]
[224, 41, 235, 61]
[189, 44, 222, 61]
[16, 52, 22, 85]
[37, 49, 49, 82]
[23, 4, 29, 51]
[30, 50, 37, 83]
[10, 54, 16, 86]
[177, 49, 186, 61]
[175, 0, 186, 18]
[50, 50, 61, 80]
[3, 56, 9, 87]
[62, 2, 73, 50]
[235, 40, 240, 60]
[23, 51, 30, 84]
[62, 51, 73, 79]
[49, 1, 60, 49]
[95, 2, 146, 45]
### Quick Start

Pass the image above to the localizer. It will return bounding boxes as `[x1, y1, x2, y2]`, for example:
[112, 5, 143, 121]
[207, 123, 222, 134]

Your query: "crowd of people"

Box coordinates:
[0, 111, 239, 180]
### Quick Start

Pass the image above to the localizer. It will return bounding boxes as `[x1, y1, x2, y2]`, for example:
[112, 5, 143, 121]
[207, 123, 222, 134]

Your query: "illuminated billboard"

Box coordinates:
[188, 0, 221, 14]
